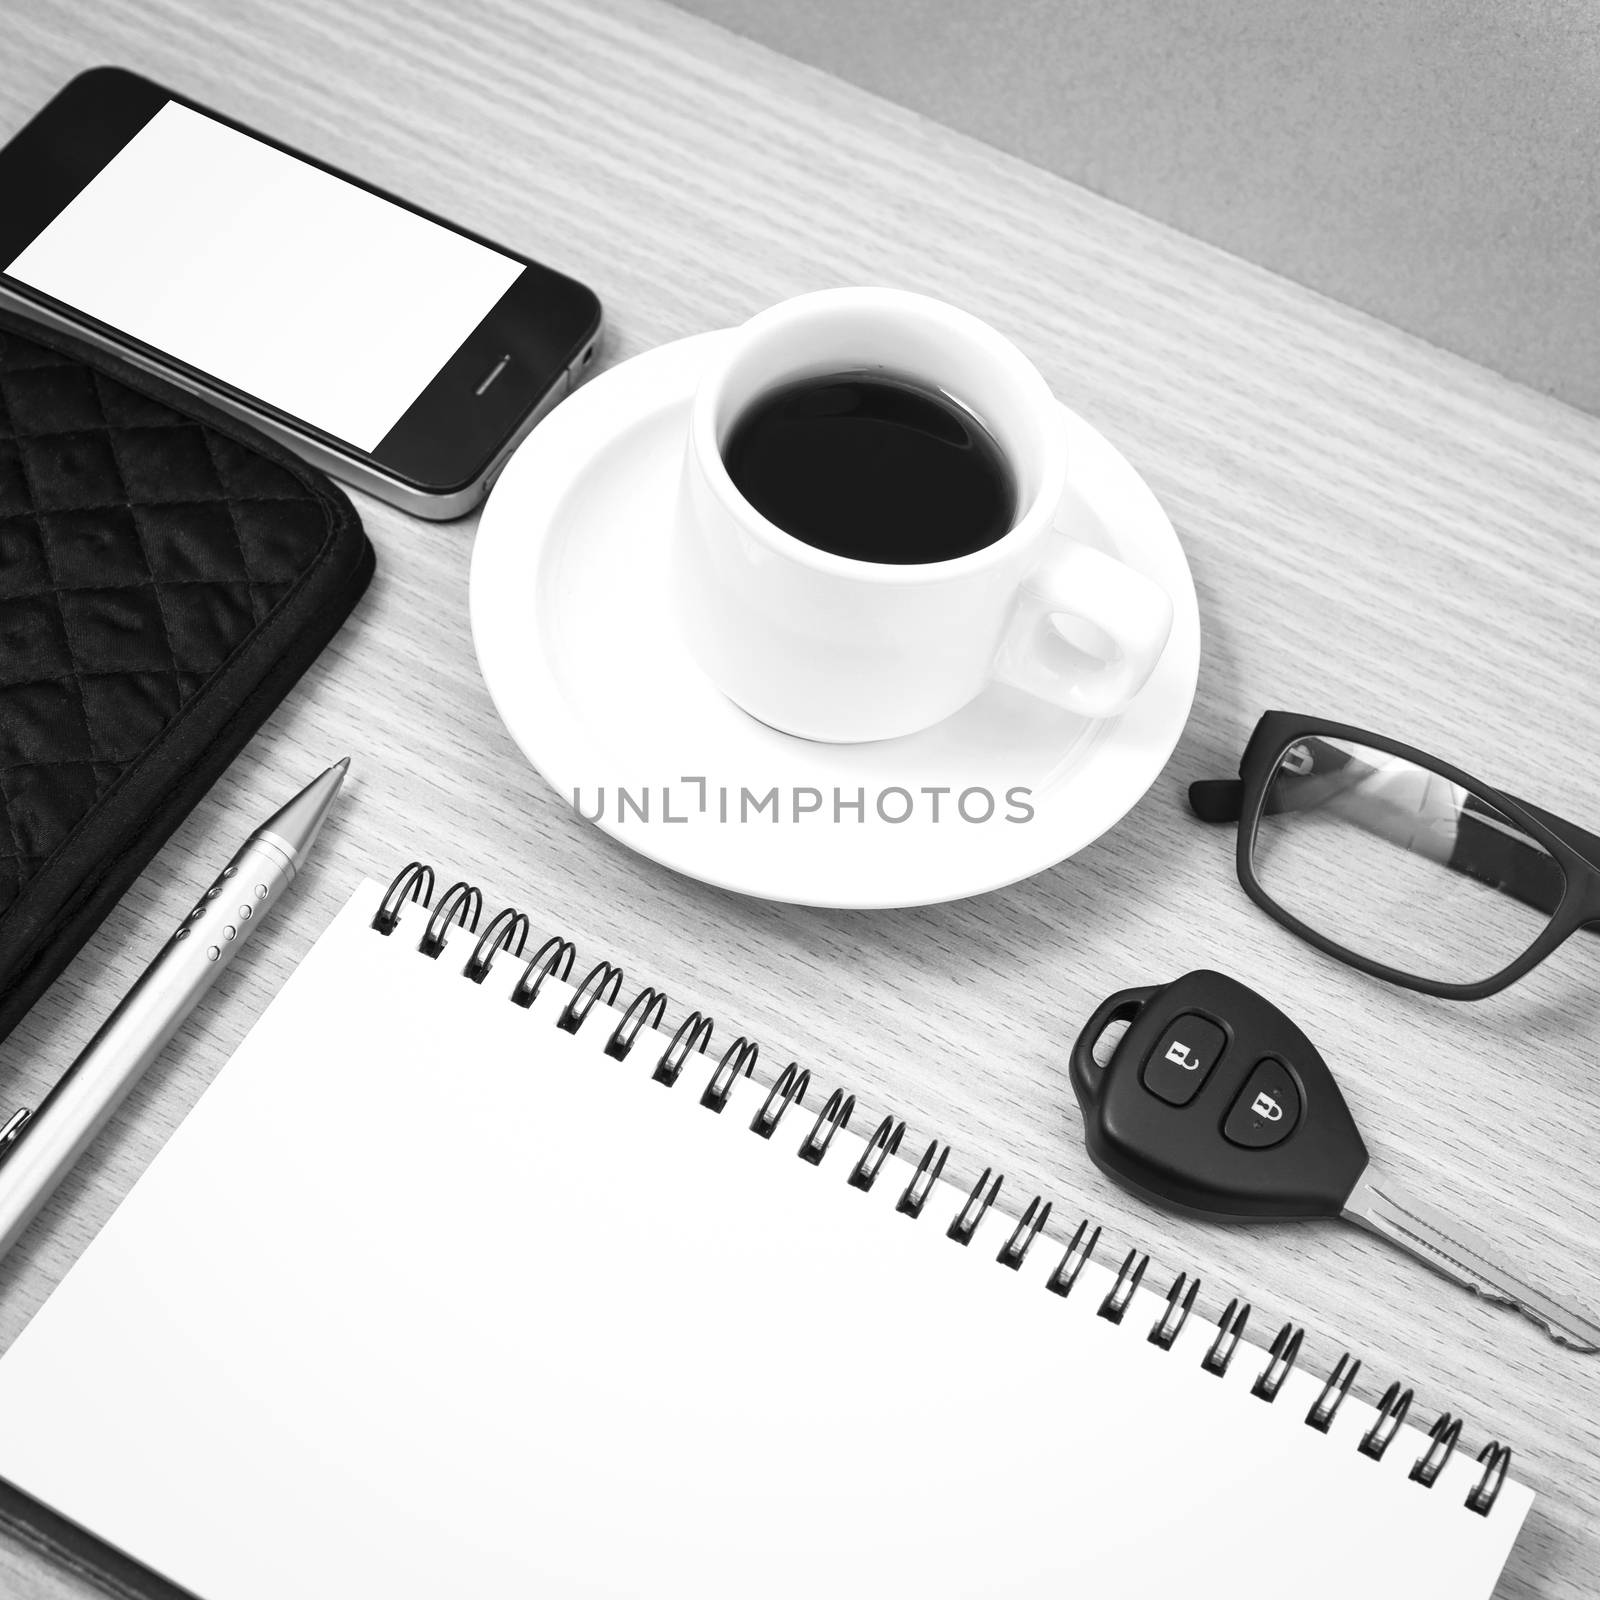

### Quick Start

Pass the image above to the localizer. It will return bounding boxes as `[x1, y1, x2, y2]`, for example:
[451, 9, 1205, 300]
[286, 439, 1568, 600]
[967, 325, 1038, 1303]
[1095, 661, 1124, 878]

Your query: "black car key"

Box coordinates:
[1069, 970, 1600, 1352]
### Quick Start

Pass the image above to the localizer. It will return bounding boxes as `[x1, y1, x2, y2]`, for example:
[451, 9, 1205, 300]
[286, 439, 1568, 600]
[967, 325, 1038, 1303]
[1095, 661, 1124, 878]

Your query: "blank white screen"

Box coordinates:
[6, 101, 524, 451]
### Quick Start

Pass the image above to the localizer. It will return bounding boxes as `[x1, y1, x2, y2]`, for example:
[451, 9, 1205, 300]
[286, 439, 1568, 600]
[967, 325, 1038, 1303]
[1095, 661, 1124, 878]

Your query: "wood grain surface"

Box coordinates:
[2, 2, 1598, 1595]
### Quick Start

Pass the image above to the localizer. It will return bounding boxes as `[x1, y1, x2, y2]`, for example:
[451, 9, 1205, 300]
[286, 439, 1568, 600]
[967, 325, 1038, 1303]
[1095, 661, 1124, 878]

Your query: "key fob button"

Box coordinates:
[1141, 1013, 1226, 1106]
[1223, 1058, 1301, 1148]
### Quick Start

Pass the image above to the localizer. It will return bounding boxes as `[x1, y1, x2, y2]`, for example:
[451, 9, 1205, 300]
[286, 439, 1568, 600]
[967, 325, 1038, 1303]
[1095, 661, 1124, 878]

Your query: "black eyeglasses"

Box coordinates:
[1189, 711, 1600, 999]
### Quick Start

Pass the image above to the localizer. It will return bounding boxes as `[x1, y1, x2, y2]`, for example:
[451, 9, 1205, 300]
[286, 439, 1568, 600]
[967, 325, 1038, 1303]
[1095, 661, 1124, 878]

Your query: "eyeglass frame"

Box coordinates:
[1192, 710, 1600, 1000]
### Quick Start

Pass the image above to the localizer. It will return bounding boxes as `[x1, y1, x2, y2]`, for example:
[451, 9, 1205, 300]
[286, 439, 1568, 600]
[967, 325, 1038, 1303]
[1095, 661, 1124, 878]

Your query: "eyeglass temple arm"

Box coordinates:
[1187, 778, 1598, 924]
[1188, 779, 1249, 824]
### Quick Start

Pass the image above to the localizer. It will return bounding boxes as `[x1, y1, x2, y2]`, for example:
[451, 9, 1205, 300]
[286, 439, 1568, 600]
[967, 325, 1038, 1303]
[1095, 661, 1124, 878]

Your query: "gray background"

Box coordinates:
[670, 0, 1600, 415]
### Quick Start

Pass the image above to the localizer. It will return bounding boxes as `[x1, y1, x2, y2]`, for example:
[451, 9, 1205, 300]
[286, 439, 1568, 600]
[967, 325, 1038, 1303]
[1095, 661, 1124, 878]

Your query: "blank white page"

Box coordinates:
[0, 880, 1529, 1599]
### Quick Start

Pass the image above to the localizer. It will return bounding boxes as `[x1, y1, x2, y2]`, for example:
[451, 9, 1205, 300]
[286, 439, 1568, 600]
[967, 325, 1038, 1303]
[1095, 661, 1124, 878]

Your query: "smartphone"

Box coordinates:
[0, 68, 602, 519]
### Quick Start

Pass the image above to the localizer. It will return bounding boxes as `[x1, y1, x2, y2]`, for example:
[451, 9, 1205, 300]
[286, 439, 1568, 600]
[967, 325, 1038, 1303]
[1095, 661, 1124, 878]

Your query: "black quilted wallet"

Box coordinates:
[0, 306, 374, 1048]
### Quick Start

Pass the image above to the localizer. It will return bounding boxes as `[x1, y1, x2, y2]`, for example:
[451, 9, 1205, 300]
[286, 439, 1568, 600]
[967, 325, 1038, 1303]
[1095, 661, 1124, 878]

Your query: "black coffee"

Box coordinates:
[721, 370, 1016, 564]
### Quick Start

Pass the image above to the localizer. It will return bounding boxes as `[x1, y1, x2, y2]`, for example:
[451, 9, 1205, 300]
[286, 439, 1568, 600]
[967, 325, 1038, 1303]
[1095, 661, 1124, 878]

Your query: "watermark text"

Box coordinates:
[570, 777, 1036, 825]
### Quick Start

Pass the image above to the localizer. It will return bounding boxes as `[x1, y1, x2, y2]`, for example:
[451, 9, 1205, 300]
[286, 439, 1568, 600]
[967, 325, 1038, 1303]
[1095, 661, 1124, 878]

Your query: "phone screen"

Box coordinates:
[5, 100, 526, 452]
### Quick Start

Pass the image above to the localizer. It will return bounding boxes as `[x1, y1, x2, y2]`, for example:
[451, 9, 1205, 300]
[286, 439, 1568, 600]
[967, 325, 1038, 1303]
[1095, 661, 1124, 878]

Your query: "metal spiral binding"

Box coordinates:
[895, 1139, 948, 1218]
[607, 986, 668, 1060]
[1358, 1382, 1413, 1460]
[1149, 1273, 1199, 1350]
[1306, 1353, 1360, 1432]
[512, 934, 576, 1011]
[947, 1168, 1002, 1245]
[997, 1197, 1051, 1270]
[463, 907, 529, 983]
[418, 881, 482, 957]
[1045, 1219, 1100, 1299]
[848, 1117, 904, 1192]
[1467, 1443, 1511, 1515]
[1202, 1298, 1250, 1376]
[799, 1090, 856, 1165]
[511, 935, 575, 1008]
[1250, 1323, 1304, 1401]
[369, 858, 1523, 1521]
[1409, 1413, 1462, 1486]
[371, 861, 434, 934]
[654, 1012, 714, 1086]
[559, 960, 623, 1033]
[751, 1064, 809, 1137]
[701, 1037, 757, 1111]
[1098, 1249, 1148, 1324]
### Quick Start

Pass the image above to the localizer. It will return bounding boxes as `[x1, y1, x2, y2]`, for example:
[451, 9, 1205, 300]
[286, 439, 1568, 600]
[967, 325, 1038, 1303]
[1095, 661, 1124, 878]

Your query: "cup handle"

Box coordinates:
[992, 534, 1174, 719]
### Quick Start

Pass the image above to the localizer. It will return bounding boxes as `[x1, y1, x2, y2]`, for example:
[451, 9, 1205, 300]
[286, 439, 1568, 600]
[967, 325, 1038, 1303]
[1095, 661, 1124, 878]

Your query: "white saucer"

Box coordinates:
[471, 333, 1200, 909]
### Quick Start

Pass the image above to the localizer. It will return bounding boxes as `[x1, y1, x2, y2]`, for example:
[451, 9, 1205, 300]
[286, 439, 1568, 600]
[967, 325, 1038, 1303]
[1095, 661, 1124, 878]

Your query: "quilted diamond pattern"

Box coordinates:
[0, 325, 334, 909]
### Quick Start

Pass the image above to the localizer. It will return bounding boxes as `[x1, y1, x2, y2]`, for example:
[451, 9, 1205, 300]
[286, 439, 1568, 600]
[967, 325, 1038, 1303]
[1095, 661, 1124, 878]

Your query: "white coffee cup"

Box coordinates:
[675, 287, 1174, 743]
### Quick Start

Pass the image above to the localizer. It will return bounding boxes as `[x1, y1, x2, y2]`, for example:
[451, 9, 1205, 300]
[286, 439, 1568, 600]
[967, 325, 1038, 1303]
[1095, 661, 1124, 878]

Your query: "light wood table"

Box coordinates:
[2, 3, 1598, 1594]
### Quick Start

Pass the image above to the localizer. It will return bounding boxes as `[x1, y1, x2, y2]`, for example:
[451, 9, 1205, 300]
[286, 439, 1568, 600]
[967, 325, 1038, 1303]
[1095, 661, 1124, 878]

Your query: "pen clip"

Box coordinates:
[0, 1108, 31, 1164]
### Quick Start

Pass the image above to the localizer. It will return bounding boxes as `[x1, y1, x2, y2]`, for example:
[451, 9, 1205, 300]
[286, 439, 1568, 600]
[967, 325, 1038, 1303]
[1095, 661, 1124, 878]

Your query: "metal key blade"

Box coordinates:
[1344, 1170, 1600, 1354]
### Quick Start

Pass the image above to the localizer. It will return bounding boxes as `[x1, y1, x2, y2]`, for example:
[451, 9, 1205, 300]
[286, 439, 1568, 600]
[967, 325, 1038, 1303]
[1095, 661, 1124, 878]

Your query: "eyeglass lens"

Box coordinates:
[1249, 737, 1563, 985]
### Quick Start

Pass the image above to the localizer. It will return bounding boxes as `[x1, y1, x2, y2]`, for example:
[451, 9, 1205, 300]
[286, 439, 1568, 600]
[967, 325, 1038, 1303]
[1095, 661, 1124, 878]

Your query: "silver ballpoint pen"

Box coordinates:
[0, 759, 349, 1261]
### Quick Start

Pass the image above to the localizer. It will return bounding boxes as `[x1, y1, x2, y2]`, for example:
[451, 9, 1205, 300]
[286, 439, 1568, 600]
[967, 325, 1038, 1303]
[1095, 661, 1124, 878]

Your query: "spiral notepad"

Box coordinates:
[0, 867, 1531, 1599]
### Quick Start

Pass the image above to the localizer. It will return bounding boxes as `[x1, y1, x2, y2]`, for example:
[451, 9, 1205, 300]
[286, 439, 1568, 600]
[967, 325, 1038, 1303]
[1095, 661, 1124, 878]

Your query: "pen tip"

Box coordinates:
[333, 756, 351, 776]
